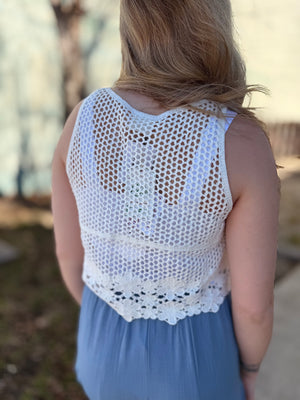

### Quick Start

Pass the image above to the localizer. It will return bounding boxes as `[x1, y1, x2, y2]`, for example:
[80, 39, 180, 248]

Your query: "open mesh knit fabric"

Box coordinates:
[66, 88, 235, 325]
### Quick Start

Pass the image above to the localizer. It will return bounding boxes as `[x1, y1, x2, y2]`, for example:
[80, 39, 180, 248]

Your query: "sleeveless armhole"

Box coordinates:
[218, 110, 237, 213]
[65, 98, 88, 177]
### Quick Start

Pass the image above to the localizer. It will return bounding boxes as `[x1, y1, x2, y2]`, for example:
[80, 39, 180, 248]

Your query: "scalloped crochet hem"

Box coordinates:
[83, 277, 231, 326]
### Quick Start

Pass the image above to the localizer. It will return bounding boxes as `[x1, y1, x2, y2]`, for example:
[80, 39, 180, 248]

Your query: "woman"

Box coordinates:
[51, 1, 280, 399]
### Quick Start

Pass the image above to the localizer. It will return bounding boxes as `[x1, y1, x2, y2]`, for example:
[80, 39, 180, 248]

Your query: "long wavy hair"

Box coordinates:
[114, 0, 268, 118]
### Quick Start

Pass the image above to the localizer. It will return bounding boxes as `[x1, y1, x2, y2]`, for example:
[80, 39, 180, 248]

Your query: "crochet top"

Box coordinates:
[66, 87, 236, 325]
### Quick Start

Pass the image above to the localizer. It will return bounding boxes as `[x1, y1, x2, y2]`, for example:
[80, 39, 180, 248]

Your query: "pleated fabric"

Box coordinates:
[75, 285, 246, 400]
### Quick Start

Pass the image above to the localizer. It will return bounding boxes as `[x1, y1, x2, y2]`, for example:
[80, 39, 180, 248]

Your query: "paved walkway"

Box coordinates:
[256, 265, 300, 399]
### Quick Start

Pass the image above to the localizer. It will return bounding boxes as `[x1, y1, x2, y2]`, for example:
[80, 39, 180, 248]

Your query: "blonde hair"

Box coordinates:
[114, 0, 267, 117]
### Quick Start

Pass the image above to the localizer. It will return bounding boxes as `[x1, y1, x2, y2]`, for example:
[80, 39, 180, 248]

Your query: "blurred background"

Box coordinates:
[0, 0, 299, 399]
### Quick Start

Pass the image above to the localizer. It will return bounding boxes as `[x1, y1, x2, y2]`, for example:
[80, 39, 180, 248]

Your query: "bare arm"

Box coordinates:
[51, 101, 84, 305]
[225, 117, 280, 374]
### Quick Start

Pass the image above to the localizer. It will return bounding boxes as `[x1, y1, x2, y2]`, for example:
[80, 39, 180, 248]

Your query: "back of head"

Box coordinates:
[115, 0, 265, 116]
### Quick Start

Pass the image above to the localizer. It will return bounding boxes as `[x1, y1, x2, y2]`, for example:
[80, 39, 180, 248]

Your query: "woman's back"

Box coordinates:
[53, 87, 279, 400]
[51, 1, 280, 398]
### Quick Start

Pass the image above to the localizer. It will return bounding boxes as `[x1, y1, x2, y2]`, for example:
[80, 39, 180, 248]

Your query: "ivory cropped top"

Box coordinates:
[66, 87, 236, 325]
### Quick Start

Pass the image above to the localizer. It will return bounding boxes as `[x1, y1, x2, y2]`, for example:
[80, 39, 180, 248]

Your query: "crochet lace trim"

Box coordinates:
[83, 265, 231, 325]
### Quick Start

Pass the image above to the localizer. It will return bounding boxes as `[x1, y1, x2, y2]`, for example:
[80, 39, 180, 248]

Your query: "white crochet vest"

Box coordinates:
[66, 88, 235, 325]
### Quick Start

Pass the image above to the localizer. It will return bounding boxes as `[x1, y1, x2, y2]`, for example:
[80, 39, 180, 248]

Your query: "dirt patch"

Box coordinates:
[0, 225, 86, 400]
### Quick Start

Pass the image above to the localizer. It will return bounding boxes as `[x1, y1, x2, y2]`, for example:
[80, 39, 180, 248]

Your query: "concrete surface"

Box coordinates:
[256, 265, 300, 400]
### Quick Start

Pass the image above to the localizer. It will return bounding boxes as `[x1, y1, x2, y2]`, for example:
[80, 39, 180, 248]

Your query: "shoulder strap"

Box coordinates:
[66, 89, 101, 183]
[179, 113, 222, 204]
[218, 109, 237, 212]
[66, 97, 88, 175]
[225, 110, 237, 131]
[179, 109, 237, 209]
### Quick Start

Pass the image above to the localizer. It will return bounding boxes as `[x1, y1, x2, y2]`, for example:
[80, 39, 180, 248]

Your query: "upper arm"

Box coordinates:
[225, 117, 281, 316]
[51, 101, 84, 262]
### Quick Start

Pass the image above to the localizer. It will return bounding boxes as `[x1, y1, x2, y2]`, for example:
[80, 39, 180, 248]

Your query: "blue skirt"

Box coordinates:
[75, 285, 246, 400]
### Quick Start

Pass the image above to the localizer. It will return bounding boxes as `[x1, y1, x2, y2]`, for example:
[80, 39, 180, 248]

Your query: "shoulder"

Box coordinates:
[225, 115, 272, 162]
[54, 88, 105, 165]
[225, 115, 280, 205]
[54, 100, 84, 166]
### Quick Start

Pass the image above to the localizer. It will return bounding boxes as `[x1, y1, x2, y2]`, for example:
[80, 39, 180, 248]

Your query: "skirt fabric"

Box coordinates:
[75, 285, 246, 400]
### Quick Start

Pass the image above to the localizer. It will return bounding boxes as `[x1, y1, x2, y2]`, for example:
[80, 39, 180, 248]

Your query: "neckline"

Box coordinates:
[105, 87, 185, 120]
